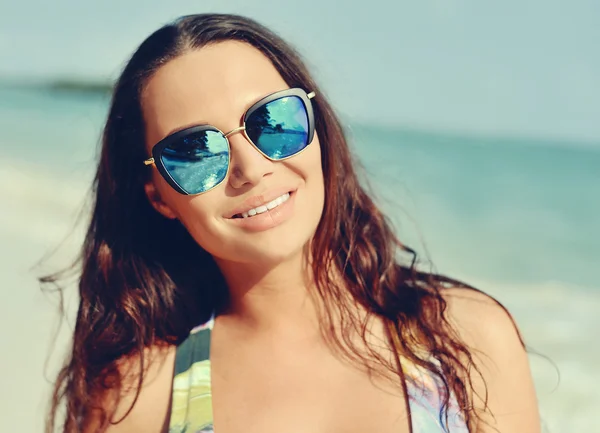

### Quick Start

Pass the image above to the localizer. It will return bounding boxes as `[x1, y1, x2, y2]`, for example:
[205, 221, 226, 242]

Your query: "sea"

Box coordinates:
[0, 83, 598, 432]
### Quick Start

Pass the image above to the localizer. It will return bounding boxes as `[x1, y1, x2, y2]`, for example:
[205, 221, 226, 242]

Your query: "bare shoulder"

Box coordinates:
[87, 344, 176, 433]
[440, 286, 541, 433]
[441, 286, 522, 349]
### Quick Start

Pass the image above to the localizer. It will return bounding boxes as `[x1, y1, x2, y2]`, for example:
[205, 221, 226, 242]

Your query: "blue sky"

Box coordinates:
[1, 0, 599, 143]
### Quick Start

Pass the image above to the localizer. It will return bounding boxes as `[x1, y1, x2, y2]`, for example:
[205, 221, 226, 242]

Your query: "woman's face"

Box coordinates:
[141, 41, 325, 266]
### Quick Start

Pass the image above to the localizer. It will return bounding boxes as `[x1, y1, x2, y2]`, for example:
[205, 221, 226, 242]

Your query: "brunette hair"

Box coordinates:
[42, 13, 511, 432]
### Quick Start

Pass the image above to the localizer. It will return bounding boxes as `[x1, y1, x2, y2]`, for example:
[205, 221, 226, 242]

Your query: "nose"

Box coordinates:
[226, 129, 274, 189]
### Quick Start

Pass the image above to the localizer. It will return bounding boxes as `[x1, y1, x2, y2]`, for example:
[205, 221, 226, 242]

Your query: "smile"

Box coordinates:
[234, 192, 291, 218]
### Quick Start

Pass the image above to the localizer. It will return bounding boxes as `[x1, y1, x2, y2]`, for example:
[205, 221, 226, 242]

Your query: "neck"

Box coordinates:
[214, 249, 321, 334]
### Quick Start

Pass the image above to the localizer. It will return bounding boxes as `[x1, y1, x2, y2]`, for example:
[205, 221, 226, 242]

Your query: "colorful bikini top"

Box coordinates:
[168, 317, 469, 433]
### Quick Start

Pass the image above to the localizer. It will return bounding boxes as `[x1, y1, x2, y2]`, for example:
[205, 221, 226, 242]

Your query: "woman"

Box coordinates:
[44, 13, 540, 433]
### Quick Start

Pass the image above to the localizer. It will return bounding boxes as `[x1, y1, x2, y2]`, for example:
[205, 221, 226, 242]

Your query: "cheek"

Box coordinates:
[164, 193, 225, 252]
[309, 170, 325, 222]
[298, 139, 326, 221]
[306, 138, 325, 193]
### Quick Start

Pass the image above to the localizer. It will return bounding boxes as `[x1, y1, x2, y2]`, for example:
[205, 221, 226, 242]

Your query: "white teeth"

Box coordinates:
[240, 192, 290, 218]
[266, 198, 279, 210]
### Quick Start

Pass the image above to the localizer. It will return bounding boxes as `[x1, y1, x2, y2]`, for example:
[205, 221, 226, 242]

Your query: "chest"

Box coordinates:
[210, 336, 411, 433]
[169, 325, 470, 433]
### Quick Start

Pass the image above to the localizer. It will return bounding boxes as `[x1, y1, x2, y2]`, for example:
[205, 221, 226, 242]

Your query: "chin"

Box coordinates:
[240, 231, 311, 266]
[203, 199, 324, 268]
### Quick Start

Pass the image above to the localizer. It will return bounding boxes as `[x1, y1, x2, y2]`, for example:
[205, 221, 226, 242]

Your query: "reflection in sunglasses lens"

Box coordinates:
[162, 130, 229, 194]
[246, 96, 309, 159]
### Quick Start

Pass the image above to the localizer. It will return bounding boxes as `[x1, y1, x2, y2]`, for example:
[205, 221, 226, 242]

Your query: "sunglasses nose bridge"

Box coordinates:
[224, 125, 246, 138]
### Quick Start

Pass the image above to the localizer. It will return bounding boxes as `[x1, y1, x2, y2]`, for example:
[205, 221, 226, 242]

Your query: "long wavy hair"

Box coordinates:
[42, 13, 509, 433]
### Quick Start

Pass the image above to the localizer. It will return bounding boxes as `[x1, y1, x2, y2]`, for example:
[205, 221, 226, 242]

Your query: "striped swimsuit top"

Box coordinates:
[168, 317, 469, 433]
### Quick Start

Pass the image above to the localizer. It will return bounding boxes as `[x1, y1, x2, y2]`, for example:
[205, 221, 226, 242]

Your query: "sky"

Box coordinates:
[1, 0, 599, 143]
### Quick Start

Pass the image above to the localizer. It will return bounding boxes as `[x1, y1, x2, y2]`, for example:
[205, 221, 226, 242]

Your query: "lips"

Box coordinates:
[225, 187, 297, 219]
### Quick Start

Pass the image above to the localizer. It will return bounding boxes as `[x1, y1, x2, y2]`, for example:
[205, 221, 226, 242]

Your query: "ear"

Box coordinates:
[144, 182, 178, 220]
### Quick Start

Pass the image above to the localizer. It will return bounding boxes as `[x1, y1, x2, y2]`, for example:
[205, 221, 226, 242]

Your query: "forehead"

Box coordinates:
[141, 41, 289, 146]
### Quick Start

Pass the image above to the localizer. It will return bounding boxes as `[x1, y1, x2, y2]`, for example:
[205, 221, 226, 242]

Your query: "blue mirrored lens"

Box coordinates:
[245, 96, 309, 159]
[160, 130, 229, 194]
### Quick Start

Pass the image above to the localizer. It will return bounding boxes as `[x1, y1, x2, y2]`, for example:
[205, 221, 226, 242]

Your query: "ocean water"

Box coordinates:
[1, 84, 598, 432]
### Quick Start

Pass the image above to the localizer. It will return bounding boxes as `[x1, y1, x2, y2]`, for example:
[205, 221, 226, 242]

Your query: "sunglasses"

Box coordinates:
[143, 88, 316, 195]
